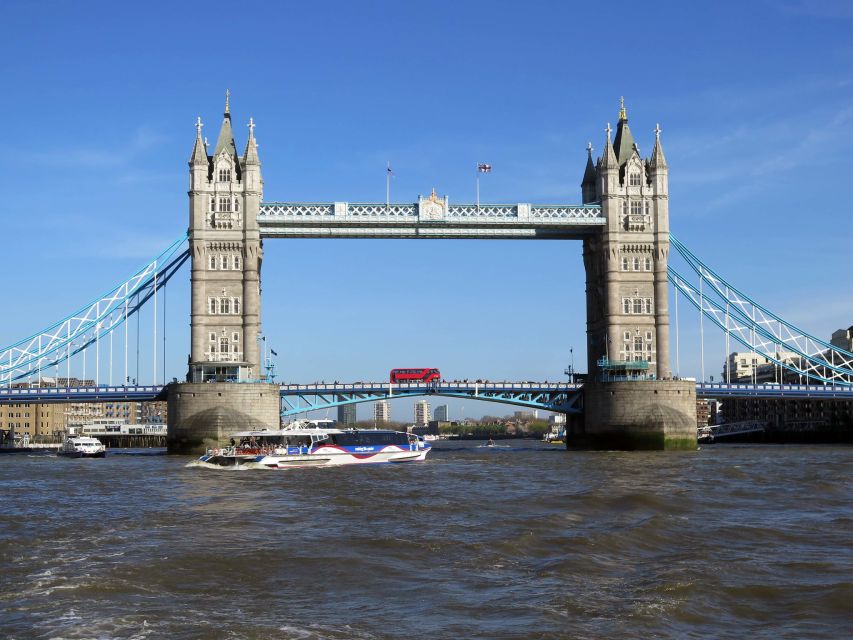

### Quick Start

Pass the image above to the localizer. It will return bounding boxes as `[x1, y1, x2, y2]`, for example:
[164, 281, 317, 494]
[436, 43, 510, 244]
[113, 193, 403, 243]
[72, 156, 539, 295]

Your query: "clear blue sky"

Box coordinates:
[2, 1, 851, 420]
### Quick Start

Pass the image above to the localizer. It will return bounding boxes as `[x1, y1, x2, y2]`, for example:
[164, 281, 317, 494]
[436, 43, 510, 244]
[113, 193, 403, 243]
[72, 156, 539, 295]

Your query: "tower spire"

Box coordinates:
[244, 117, 260, 165]
[612, 97, 635, 167]
[225, 89, 230, 115]
[649, 123, 667, 169]
[190, 116, 208, 165]
[599, 123, 617, 169]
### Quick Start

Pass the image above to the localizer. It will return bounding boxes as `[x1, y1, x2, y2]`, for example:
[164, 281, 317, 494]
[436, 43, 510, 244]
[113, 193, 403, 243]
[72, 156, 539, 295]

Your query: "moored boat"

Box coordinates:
[58, 436, 106, 458]
[198, 427, 431, 468]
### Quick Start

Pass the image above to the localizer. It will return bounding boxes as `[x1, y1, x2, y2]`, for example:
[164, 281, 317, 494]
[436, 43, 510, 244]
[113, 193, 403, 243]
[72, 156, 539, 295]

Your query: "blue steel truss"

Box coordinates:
[279, 382, 584, 417]
[668, 234, 853, 386]
[0, 236, 189, 386]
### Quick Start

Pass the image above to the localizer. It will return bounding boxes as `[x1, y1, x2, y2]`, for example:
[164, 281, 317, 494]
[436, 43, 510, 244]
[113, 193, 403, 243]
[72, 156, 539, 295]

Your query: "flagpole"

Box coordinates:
[386, 162, 391, 209]
[476, 164, 480, 212]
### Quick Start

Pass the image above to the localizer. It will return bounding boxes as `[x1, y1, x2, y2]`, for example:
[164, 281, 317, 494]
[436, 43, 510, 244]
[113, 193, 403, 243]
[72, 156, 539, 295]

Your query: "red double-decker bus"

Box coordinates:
[389, 368, 441, 383]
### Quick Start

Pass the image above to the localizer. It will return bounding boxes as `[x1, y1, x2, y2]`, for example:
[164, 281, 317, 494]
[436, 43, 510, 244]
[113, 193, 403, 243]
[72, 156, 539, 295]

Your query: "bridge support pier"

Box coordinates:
[569, 380, 697, 450]
[166, 382, 280, 454]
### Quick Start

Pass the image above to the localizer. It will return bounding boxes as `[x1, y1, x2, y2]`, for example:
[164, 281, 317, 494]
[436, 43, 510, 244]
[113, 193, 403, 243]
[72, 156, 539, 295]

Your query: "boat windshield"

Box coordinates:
[330, 431, 410, 446]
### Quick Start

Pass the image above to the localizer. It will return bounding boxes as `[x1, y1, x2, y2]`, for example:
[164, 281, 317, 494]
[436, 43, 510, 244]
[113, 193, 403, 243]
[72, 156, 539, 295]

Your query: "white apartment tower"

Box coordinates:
[414, 400, 430, 426]
[373, 400, 390, 424]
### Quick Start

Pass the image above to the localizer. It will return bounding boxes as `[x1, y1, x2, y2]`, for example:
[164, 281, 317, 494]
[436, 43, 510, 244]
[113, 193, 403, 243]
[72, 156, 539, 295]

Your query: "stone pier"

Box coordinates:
[166, 382, 280, 454]
[569, 380, 697, 450]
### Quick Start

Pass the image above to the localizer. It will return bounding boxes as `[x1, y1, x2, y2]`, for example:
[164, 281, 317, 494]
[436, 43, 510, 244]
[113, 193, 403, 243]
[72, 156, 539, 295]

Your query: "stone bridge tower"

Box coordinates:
[582, 100, 671, 380]
[576, 101, 695, 450]
[187, 92, 263, 383]
[168, 94, 278, 455]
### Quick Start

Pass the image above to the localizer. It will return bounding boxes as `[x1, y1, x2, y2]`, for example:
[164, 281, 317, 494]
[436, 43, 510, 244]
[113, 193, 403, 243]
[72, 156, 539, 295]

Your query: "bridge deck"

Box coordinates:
[258, 202, 605, 239]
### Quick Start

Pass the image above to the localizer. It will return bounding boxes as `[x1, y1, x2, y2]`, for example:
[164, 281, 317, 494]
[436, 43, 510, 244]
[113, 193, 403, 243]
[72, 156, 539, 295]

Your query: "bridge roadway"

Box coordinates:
[1, 381, 852, 409]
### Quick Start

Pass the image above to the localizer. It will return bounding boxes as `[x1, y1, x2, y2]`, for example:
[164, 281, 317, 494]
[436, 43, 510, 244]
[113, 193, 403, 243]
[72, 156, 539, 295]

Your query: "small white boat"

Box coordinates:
[58, 436, 106, 458]
[198, 427, 431, 468]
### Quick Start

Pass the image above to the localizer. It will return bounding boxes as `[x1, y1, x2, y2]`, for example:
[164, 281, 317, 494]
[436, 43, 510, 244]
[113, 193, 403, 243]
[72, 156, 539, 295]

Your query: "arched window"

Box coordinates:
[209, 196, 216, 211]
[644, 257, 651, 271]
[623, 299, 631, 314]
[232, 332, 240, 343]
[219, 336, 230, 354]
[633, 299, 643, 314]
[634, 337, 644, 359]
[233, 254, 241, 270]
[233, 297, 241, 314]
[218, 168, 231, 182]
[220, 298, 231, 314]
[633, 257, 640, 271]
[622, 257, 629, 271]
[220, 255, 229, 270]
[209, 255, 216, 270]
[218, 196, 231, 212]
[630, 201, 642, 216]
[208, 298, 217, 314]
[645, 298, 653, 314]
[629, 172, 641, 186]
[234, 200, 240, 212]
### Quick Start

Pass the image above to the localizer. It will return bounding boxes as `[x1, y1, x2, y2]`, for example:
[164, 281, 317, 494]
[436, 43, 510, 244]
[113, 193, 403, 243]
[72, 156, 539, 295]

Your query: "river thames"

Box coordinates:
[1, 442, 850, 639]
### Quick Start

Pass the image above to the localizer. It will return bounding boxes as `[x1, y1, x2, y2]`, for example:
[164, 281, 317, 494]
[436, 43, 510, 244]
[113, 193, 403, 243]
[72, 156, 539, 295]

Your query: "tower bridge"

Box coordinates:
[3, 94, 852, 452]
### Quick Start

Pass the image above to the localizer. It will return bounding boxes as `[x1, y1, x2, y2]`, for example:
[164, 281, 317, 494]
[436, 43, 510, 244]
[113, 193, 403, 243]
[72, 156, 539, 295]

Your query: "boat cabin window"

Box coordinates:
[331, 431, 409, 446]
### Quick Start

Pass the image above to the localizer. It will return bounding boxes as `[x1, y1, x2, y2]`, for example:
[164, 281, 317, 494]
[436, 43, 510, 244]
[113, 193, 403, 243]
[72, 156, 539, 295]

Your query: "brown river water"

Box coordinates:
[1, 441, 851, 639]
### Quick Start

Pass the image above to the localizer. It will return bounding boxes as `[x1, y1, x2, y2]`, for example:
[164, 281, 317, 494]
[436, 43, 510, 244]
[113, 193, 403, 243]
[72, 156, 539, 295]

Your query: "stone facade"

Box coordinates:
[576, 380, 697, 450]
[187, 94, 263, 383]
[582, 103, 671, 379]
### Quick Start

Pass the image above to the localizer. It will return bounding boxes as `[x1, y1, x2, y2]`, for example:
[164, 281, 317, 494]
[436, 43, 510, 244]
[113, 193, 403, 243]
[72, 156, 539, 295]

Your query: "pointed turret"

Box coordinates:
[244, 117, 259, 165]
[190, 117, 209, 165]
[612, 96, 636, 167]
[598, 122, 618, 170]
[213, 89, 239, 160]
[581, 142, 597, 203]
[649, 123, 667, 169]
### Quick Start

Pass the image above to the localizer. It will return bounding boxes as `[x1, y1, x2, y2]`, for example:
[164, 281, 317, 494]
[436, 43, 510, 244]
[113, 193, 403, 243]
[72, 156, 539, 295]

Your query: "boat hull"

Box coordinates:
[199, 443, 430, 468]
[57, 451, 106, 458]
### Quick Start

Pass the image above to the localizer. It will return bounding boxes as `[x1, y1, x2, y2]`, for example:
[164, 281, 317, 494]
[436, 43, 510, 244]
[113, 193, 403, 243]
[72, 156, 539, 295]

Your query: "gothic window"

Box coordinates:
[624, 331, 631, 341]
[209, 255, 216, 270]
[219, 336, 230, 354]
[645, 201, 650, 215]
[622, 201, 628, 216]
[220, 298, 231, 314]
[218, 168, 231, 182]
[220, 255, 229, 270]
[234, 200, 240, 212]
[645, 298, 653, 314]
[209, 196, 216, 211]
[232, 332, 240, 343]
[646, 331, 653, 341]
[634, 337, 644, 356]
[218, 197, 231, 212]
[208, 298, 217, 314]
[233, 254, 241, 270]
[623, 299, 631, 314]
[233, 297, 241, 314]
[633, 299, 643, 314]
[633, 257, 640, 271]
[644, 257, 652, 271]
[629, 172, 641, 186]
[209, 332, 216, 342]
[622, 257, 629, 271]
[630, 201, 642, 216]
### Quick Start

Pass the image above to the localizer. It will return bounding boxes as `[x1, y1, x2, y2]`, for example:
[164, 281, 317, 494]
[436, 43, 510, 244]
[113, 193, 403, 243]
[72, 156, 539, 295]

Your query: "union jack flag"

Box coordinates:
[477, 163, 492, 173]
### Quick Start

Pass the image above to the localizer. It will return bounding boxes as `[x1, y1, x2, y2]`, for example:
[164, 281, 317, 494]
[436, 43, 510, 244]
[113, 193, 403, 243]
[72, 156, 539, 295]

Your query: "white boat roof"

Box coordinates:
[69, 437, 102, 443]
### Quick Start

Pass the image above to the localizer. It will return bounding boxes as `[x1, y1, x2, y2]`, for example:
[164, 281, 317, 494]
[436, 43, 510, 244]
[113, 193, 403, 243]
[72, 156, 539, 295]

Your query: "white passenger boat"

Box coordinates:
[198, 427, 431, 468]
[58, 436, 106, 458]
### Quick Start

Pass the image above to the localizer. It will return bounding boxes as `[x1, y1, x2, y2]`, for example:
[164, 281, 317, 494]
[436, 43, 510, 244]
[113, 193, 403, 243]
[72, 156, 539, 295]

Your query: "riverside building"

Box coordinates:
[414, 400, 430, 426]
[373, 400, 390, 424]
